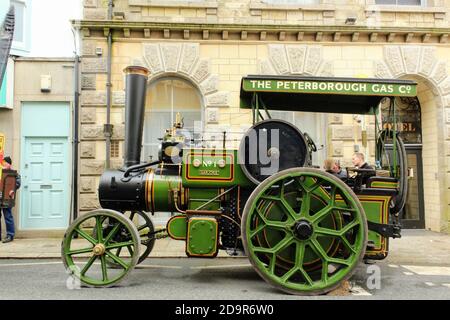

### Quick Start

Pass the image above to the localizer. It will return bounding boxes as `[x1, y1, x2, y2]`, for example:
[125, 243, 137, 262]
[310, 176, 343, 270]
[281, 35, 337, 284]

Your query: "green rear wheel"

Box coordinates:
[106, 211, 155, 266]
[242, 168, 367, 295]
[61, 209, 140, 287]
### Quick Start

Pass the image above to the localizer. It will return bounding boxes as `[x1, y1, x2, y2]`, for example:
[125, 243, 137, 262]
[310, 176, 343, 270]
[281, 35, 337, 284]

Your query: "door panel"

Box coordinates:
[401, 147, 425, 229]
[21, 137, 69, 229]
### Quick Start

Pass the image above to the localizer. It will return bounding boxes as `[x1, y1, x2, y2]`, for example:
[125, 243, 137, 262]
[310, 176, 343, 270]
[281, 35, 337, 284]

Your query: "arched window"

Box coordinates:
[142, 78, 202, 162]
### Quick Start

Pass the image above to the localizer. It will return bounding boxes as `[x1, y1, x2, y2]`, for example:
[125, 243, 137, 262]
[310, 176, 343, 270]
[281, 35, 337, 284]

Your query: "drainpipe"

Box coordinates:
[73, 54, 80, 221]
[71, 26, 80, 222]
[105, 0, 114, 168]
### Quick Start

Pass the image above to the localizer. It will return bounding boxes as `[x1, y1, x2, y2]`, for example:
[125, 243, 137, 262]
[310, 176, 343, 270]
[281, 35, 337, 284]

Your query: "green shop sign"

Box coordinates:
[243, 79, 417, 97]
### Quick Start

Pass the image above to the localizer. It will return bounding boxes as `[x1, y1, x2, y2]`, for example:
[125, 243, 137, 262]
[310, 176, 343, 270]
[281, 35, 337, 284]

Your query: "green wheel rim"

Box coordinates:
[242, 168, 367, 295]
[61, 209, 140, 287]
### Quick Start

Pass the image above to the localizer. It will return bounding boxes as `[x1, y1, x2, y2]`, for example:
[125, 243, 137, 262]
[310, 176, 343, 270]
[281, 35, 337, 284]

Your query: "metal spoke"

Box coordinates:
[80, 255, 97, 276]
[100, 255, 108, 282]
[310, 238, 331, 263]
[310, 239, 351, 267]
[95, 216, 104, 243]
[280, 266, 298, 283]
[298, 191, 311, 218]
[294, 241, 306, 268]
[266, 220, 288, 231]
[260, 195, 281, 202]
[106, 241, 135, 250]
[314, 227, 341, 237]
[250, 223, 266, 239]
[106, 251, 129, 269]
[75, 227, 97, 245]
[329, 185, 337, 206]
[340, 220, 360, 235]
[67, 247, 94, 256]
[280, 179, 286, 197]
[299, 267, 314, 286]
[321, 260, 329, 284]
[280, 196, 298, 221]
[129, 212, 136, 221]
[138, 225, 148, 232]
[295, 176, 308, 191]
[310, 205, 333, 224]
[127, 245, 134, 256]
[103, 223, 121, 245]
[268, 253, 276, 274]
[255, 207, 269, 224]
[271, 235, 294, 254]
[340, 235, 357, 254]
[307, 179, 324, 193]
[328, 257, 351, 267]
[116, 247, 122, 257]
[253, 247, 274, 254]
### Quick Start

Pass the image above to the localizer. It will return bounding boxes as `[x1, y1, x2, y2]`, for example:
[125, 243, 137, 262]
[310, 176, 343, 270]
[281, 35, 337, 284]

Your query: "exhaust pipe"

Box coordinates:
[123, 66, 150, 168]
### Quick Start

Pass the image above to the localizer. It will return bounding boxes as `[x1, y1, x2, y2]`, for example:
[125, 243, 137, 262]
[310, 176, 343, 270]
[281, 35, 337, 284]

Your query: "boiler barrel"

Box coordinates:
[98, 168, 182, 213]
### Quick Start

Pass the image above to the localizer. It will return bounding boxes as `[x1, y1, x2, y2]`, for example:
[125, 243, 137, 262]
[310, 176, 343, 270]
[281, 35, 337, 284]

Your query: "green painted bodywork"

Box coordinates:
[167, 215, 187, 240]
[182, 148, 253, 188]
[147, 172, 181, 212]
[370, 180, 398, 189]
[187, 188, 221, 211]
[359, 196, 391, 258]
[186, 217, 218, 257]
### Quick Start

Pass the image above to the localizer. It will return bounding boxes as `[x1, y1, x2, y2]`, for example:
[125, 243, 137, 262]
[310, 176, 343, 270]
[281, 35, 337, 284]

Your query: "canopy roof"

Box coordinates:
[240, 75, 417, 115]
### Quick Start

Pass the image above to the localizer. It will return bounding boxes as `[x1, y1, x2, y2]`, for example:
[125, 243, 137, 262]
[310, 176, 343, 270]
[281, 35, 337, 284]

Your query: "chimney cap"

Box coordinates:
[123, 66, 150, 77]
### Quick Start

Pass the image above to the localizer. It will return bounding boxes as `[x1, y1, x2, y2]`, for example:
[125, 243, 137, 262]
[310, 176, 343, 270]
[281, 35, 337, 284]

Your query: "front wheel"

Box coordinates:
[242, 168, 367, 295]
[61, 209, 140, 287]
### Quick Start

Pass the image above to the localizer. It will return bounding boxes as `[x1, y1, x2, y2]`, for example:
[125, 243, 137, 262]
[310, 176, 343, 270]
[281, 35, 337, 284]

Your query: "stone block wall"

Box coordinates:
[82, 0, 449, 28]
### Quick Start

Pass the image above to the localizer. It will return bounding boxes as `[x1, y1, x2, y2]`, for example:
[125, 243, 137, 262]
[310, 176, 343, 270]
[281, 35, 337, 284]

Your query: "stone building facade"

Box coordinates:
[76, 0, 450, 233]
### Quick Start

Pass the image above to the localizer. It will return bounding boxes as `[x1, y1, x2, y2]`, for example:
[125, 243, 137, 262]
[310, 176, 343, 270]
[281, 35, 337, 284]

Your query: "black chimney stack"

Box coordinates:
[123, 66, 150, 167]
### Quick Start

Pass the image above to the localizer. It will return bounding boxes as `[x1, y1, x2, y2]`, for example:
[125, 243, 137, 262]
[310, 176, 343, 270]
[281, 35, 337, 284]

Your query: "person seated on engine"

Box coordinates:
[323, 158, 347, 180]
[351, 152, 375, 186]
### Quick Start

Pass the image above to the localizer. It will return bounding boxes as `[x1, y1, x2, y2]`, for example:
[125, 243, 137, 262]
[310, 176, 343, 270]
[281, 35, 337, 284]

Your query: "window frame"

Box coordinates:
[374, 0, 426, 6]
[142, 76, 204, 162]
[10, 0, 31, 55]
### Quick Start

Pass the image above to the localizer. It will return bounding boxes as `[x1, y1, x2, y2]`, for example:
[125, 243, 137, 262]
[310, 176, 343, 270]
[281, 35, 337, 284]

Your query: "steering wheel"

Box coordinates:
[303, 132, 317, 152]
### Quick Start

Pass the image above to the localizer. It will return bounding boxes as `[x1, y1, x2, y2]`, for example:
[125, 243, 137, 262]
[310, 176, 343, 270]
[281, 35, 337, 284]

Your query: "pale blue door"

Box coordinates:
[20, 102, 70, 229]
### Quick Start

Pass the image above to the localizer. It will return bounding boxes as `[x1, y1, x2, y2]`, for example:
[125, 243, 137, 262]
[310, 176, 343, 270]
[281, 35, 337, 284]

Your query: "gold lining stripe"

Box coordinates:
[147, 169, 154, 214]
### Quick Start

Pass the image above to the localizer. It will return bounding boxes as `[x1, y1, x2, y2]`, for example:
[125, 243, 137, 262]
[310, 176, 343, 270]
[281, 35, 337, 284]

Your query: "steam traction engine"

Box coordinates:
[62, 67, 414, 295]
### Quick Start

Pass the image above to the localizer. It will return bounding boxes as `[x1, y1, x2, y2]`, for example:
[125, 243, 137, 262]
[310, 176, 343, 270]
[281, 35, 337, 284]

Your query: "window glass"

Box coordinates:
[375, 0, 422, 5]
[263, 0, 319, 4]
[142, 78, 202, 161]
[0, 69, 6, 106]
[11, 0, 25, 43]
[381, 97, 422, 144]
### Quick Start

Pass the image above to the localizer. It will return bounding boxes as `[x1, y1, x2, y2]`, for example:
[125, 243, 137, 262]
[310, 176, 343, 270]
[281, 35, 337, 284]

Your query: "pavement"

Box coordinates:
[0, 230, 449, 299]
[0, 229, 449, 261]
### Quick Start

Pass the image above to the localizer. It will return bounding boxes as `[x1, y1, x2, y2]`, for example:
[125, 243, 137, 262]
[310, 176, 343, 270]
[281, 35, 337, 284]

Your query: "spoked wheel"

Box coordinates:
[242, 168, 367, 295]
[116, 211, 155, 265]
[61, 209, 140, 287]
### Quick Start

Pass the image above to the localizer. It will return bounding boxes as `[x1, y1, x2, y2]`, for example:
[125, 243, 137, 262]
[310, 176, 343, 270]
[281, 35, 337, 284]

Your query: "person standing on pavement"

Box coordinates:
[1, 156, 20, 243]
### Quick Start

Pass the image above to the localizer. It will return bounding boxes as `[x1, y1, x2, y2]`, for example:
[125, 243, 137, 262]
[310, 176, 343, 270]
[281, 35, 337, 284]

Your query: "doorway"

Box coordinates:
[20, 102, 70, 229]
